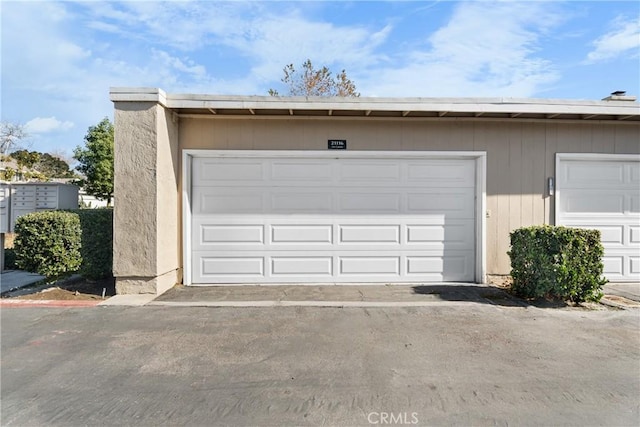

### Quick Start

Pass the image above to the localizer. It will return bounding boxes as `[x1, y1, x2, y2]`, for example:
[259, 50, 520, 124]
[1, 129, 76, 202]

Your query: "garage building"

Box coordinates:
[110, 88, 639, 294]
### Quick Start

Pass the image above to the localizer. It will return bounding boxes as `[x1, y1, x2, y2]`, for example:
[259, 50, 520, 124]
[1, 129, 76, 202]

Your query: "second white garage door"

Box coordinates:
[188, 151, 482, 284]
[557, 154, 640, 282]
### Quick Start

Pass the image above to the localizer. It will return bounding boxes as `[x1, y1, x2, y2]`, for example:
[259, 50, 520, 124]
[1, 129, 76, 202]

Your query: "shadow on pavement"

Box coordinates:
[411, 285, 566, 308]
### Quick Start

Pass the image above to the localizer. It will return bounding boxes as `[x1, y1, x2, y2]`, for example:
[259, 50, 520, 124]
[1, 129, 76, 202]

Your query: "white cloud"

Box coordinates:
[358, 1, 562, 97]
[78, 1, 257, 51]
[228, 12, 390, 69]
[77, 2, 391, 91]
[587, 16, 640, 63]
[25, 117, 75, 134]
[152, 49, 207, 79]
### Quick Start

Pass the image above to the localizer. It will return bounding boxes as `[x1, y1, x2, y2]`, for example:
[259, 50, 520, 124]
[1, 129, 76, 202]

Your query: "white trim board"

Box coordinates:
[182, 150, 487, 285]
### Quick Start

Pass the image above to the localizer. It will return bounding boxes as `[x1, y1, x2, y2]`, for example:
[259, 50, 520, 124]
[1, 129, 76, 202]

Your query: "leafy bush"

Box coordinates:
[73, 208, 113, 280]
[14, 211, 82, 281]
[508, 225, 607, 302]
[4, 247, 17, 269]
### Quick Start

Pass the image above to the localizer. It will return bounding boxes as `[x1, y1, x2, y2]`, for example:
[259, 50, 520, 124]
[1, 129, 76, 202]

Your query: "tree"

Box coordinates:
[268, 59, 360, 97]
[0, 122, 28, 155]
[49, 148, 76, 168]
[9, 150, 74, 179]
[10, 149, 41, 170]
[73, 117, 114, 205]
[36, 153, 74, 178]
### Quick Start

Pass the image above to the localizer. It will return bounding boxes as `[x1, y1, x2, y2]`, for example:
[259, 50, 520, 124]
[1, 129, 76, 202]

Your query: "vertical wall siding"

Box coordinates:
[179, 117, 640, 275]
[615, 125, 640, 153]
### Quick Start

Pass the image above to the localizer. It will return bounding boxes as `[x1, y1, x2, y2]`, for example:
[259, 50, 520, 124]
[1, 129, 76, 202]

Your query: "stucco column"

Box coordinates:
[112, 95, 180, 294]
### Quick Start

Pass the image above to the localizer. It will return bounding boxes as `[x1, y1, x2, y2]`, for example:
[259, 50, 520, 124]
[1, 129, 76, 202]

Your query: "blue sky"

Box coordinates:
[1, 0, 639, 159]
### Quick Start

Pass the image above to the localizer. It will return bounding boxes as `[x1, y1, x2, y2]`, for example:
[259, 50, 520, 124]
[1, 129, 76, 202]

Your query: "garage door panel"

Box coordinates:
[602, 256, 624, 277]
[271, 257, 333, 276]
[338, 161, 401, 182]
[558, 156, 640, 282]
[201, 225, 264, 244]
[631, 257, 640, 275]
[563, 162, 624, 187]
[272, 225, 333, 244]
[630, 226, 640, 245]
[271, 161, 333, 181]
[407, 161, 475, 184]
[340, 225, 400, 243]
[407, 191, 475, 217]
[629, 163, 640, 183]
[631, 194, 640, 213]
[407, 256, 470, 279]
[340, 257, 400, 275]
[196, 189, 265, 214]
[599, 254, 640, 281]
[339, 192, 401, 213]
[560, 160, 638, 187]
[271, 191, 333, 213]
[562, 191, 625, 215]
[407, 221, 474, 249]
[195, 159, 264, 182]
[201, 256, 264, 277]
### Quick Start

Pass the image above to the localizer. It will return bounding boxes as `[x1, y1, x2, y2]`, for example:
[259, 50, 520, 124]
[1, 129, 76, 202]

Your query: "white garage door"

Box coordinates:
[557, 154, 640, 282]
[188, 152, 480, 284]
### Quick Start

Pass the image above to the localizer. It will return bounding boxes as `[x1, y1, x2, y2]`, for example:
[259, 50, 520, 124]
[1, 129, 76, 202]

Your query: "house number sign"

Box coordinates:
[328, 139, 347, 149]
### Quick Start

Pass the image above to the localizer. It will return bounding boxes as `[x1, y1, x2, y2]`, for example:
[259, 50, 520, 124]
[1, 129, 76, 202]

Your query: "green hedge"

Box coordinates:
[73, 208, 113, 280]
[14, 211, 82, 281]
[508, 225, 607, 302]
[12, 208, 113, 281]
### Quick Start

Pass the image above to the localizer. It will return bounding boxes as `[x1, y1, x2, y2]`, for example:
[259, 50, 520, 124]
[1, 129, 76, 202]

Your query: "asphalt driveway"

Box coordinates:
[1, 304, 639, 426]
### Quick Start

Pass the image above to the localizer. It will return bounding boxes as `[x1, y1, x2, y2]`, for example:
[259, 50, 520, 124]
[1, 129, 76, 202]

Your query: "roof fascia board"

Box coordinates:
[177, 113, 640, 125]
[165, 98, 639, 117]
[109, 88, 640, 118]
[110, 87, 167, 106]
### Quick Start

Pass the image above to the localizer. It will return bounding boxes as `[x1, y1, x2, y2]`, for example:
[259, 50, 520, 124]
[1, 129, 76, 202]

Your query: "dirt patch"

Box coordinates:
[601, 295, 640, 308]
[10, 277, 116, 300]
[484, 275, 615, 310]
[486, 274, 512, 289]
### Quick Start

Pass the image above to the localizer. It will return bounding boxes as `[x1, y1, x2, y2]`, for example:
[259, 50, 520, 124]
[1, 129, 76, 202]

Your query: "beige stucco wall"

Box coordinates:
[156, 106, 181, 288]
[179, 117, 640, 275]
[113, 102, 180, 294]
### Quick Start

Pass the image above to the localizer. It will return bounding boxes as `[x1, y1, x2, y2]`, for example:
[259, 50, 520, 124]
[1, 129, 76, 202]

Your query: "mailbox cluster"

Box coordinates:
[0, 183, 79, 233]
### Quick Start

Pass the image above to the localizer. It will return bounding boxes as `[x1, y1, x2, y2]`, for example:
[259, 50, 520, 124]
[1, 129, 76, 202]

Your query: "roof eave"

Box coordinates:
[109, 87, 640, 121]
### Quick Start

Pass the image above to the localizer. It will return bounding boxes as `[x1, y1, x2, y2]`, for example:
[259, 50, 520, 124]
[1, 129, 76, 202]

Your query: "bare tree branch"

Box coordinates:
[269, 60, 360, 97]
[0, 122, 28, 155]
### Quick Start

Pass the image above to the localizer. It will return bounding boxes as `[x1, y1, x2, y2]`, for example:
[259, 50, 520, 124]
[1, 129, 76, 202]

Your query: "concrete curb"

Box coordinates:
[98, 294, 157, 306]
[0, 299, 101, 308]
[147, 300, 486, 308]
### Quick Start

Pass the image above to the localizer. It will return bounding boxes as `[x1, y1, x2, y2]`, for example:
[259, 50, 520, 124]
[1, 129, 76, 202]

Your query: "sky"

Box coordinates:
[1, 0, 639, 159]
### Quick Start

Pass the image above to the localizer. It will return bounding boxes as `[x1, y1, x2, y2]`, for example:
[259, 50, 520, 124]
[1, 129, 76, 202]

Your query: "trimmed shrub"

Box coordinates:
[14, 211, 82, 280]
[4, 247, 17, 269]
[508, 225, 607, 302]
[73, 208, 113, 280]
